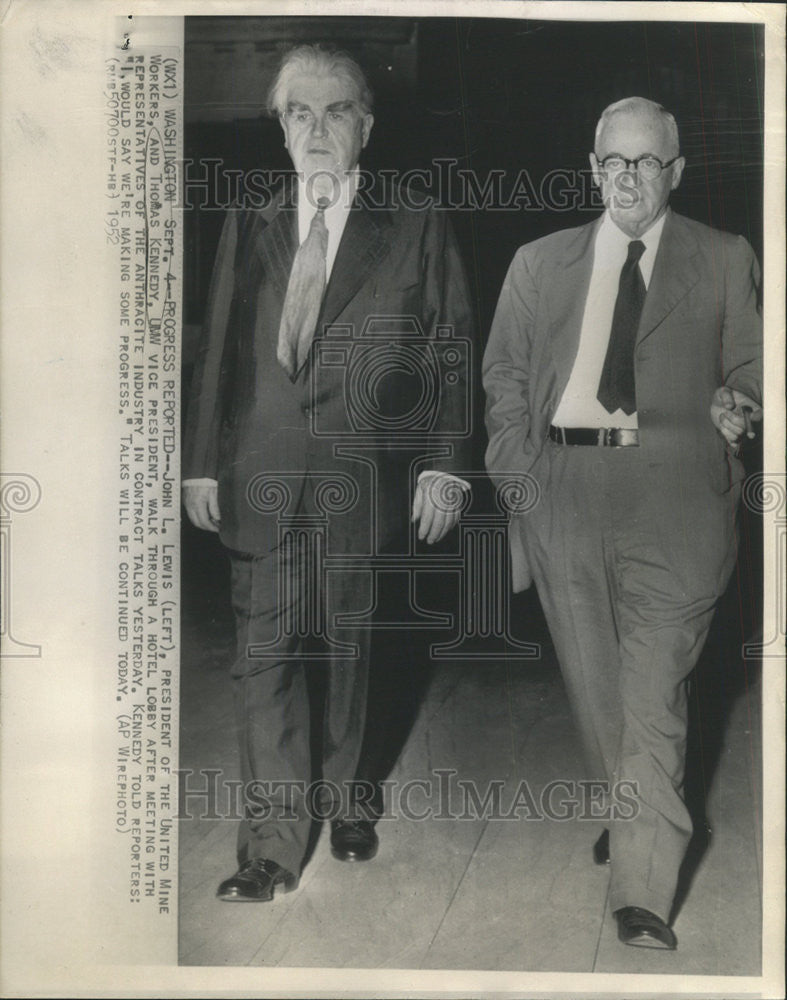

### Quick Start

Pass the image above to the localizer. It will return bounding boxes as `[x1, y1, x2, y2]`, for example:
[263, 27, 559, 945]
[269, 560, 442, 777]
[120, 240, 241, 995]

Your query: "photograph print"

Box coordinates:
[177, 12, 766, 977]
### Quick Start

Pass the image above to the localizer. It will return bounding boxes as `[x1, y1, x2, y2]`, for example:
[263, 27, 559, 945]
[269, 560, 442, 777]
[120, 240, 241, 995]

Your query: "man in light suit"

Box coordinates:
[183, 45, 472, 901]
[483, 97, 762, 949]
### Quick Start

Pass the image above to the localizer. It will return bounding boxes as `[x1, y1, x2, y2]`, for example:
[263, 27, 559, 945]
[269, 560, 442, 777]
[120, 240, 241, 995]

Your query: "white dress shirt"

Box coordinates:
[297, 170, 357, 281]
[551, 209, 667, 428]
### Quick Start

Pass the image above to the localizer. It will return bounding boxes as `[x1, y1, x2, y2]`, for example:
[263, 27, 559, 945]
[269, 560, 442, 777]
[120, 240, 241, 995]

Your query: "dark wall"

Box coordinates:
[414, 19, 764, 327]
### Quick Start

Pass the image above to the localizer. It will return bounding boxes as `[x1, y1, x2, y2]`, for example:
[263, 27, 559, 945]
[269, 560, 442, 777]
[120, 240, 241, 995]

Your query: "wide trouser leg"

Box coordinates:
[522, 445, 625, 784]
[228, 539, 371, 876]
[320, 566, 372, 813]
[605, 453, 734, 921]
[522, 443, 736, 922]
[608, 593, 715, 921]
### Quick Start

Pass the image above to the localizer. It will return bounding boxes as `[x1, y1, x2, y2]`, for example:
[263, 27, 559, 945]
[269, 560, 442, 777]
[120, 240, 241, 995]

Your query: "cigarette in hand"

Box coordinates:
[742, 405, 755, 439]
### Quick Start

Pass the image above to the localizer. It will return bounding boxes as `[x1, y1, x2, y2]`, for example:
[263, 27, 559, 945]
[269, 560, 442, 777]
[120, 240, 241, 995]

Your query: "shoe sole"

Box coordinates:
[217, 879, 298, 902]
[330, 846, 378, 862]
[623, 934, 677, 950]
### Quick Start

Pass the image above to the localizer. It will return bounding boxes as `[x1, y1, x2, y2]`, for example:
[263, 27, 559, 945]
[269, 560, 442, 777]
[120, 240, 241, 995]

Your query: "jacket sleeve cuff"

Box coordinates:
[417, 470, 471, 490]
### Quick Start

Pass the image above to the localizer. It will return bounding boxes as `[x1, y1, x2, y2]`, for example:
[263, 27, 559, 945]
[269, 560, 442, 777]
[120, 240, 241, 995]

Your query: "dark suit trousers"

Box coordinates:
[521, 440, 737, 922]
[228, 537, 371, 877]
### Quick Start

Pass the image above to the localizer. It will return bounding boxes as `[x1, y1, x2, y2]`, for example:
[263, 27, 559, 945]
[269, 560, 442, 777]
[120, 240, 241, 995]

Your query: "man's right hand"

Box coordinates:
[710, 386, 762, 446]
[183, 483, 221, 532]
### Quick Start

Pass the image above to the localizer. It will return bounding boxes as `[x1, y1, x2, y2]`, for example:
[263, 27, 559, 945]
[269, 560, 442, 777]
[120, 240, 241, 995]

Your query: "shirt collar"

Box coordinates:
[599, 207, 669, 254]
[296, 168, 359, 219]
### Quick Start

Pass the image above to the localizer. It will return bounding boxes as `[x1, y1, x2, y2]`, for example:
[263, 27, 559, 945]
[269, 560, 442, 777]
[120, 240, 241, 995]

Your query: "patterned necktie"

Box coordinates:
[277, 197, 329, 379]
[597, 239, 646, 415]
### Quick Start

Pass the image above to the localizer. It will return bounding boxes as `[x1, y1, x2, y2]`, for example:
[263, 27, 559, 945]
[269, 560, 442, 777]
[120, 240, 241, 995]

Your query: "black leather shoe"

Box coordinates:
[593, 828, 610, 865]
[330, 819, 379, 862]
[614, 906, 677, 950]
[216, 858, 298, 902]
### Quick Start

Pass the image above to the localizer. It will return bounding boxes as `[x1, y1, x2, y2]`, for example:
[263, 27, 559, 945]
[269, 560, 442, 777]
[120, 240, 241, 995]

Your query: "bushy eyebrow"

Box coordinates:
[286, 100, 357, 113]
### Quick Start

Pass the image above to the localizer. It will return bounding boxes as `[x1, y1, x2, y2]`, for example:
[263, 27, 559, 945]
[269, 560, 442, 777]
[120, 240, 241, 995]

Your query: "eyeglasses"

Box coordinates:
[597, 154, 680, 181]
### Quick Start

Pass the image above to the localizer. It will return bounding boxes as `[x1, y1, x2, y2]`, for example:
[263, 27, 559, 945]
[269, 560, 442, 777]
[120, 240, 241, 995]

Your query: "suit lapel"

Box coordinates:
[637, 211, 701, 344]
[317, 199, 392, 332]
[252, 185, 298, 300]
[544, 220, 599, 405]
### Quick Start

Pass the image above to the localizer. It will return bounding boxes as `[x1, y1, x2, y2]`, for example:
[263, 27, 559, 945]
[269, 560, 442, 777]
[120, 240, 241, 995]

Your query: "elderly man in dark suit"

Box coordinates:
[183, 45, 472, 901]
[483, 97, 761, 949]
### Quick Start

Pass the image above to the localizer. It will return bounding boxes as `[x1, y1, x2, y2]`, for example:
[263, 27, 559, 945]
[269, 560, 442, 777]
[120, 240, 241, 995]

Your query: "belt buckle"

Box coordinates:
[597, 428, 608, 447]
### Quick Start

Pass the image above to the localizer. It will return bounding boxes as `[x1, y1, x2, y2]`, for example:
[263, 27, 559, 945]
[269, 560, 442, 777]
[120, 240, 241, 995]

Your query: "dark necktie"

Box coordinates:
[597, 239, 646, 415]
[277, 197, 329, 379]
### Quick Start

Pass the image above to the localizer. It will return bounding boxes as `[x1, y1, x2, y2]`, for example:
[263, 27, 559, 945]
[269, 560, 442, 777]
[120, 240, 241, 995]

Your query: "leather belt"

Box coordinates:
[548, 425, 639, 447]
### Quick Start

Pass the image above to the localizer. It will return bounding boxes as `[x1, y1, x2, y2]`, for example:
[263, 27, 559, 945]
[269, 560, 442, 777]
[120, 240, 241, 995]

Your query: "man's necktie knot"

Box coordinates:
[597, 238, 648, 415]
[306, 199, 329, 251]
[627, 239, 646, 262]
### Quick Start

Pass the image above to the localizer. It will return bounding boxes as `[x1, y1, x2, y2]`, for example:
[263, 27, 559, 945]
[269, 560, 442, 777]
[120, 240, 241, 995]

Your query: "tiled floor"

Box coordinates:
[178, 532, 762, 974]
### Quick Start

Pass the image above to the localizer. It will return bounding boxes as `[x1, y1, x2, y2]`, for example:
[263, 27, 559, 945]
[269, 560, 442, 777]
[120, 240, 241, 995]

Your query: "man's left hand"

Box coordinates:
[411, 473, 466, 544]
[710, 386, 763, 445]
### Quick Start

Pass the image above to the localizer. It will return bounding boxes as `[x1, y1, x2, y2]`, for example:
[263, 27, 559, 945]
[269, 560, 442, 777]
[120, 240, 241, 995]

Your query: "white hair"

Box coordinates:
[595, 97, 680, 156]
[267, 44, 373, 117]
